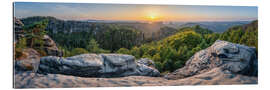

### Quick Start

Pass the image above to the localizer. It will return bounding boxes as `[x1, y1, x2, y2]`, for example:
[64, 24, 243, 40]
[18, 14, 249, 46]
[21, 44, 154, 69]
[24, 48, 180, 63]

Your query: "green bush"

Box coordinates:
[70, 48, 89, 56]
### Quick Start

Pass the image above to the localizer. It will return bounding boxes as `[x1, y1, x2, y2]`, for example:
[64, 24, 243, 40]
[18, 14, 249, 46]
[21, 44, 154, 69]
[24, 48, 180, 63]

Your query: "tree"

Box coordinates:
[87, 39, 100, 52]
[23, 19, 48, 48]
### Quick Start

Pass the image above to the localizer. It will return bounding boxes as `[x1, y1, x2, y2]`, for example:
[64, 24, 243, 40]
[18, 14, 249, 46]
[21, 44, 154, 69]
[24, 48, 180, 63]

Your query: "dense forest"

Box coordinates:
[15, 16, 258, 74]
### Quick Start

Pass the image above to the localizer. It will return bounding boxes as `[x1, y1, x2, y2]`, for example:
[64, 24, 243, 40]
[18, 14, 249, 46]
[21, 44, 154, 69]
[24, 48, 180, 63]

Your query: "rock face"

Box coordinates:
[37, 54, 160, 77]
[165, 40, 258, 80]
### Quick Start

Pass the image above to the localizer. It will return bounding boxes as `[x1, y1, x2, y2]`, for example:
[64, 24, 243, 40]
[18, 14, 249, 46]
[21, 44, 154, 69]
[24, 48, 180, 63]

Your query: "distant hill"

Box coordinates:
[178, 21, 251, 33]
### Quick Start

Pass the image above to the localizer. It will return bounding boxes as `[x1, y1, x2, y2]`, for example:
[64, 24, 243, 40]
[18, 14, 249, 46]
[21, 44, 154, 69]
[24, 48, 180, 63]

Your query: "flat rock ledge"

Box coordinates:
[35, 54, 160, 77]
[14, 69, 257, 88]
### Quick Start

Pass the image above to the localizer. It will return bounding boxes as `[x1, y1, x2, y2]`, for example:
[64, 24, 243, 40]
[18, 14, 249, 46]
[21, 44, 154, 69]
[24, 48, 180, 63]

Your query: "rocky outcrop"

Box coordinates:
[14, 17, 24, 42]
[42, 35, 62, 56]
[14, 17, 61, 56]
[165, 40, 258, 80]
[15, 48, 40, 71]
[37, 54, 160, 77]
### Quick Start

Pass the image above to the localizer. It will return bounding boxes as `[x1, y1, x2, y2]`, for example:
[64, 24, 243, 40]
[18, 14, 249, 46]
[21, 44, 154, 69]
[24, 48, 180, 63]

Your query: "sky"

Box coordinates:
[14, 2, 258, 22]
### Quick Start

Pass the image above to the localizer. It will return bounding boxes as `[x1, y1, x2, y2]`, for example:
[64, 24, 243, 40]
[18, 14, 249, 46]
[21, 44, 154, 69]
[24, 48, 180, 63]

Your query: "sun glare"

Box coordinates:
[147, 14, 159, 22]
[150, 15, 156, 20]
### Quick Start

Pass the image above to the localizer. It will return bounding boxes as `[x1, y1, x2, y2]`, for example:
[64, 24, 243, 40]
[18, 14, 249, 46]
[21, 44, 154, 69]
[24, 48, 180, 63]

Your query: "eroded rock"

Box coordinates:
[37, 54, 160, 77]
[165, 40, 258, 80]
[15, 48, 40, 71]
[42, 35, 62, 56]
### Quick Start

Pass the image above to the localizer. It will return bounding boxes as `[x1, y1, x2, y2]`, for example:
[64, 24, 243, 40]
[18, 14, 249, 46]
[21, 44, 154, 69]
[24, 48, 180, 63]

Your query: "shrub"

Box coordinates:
[70, 48, 89, 56]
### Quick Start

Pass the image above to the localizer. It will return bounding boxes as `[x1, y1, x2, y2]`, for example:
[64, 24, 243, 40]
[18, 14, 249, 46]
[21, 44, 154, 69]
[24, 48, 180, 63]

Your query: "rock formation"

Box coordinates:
[15, 48, 40, 71]
[165, 40, 258, 80]
[37, 54, 160, 77]
[14, 18, 62, 56]
[42, 35, 62, 56]
[14, 17, 24, 42]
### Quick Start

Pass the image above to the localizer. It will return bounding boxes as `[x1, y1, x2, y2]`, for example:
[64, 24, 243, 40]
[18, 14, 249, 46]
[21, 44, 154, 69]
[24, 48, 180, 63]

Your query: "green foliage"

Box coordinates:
[15, 19, 50, 58]
[116, 48, 130, 54]
[23, 19, 48, 48]
[15, 37, 27, 49]
[86, 39, 110, 53]
[193, 25, 213, 34]
[48, 24, 144, 53]
[116, 30, 208, 72]
[70, 48, 89, 56]
[165, 31, 202, 50]
[219, 20, 258, 50]
[22, 19, 49, 56]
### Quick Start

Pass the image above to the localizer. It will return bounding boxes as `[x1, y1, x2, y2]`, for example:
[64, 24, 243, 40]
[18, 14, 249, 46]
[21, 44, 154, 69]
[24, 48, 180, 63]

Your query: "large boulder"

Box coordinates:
[37, 54, 160, 77]
[165, 40, 258, 80]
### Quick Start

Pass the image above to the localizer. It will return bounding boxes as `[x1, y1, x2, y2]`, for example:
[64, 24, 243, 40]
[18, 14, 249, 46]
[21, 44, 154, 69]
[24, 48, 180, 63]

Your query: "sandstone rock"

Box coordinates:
[165, 40, 258, 80]
[14, 69, 257, 88]
[37, 54, 160, 77]
[42, 35, 62, 56]
[15, 48, 40, 71]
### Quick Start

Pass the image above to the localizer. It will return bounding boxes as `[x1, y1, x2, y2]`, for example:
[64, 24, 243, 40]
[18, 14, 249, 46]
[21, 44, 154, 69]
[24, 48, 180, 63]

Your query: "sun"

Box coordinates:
[147, 14, 159, 22]
[149, 15, 156, 20]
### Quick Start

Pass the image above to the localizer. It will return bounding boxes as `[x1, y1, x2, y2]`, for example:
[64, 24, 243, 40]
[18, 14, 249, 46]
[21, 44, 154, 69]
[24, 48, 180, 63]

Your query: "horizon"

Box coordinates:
[14, 2, 258, 22]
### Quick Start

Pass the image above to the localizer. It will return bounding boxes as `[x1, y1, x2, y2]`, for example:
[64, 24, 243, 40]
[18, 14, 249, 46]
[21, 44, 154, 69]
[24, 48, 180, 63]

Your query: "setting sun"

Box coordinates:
[146, 13, 160, 22]
[149, 15, 156, 20]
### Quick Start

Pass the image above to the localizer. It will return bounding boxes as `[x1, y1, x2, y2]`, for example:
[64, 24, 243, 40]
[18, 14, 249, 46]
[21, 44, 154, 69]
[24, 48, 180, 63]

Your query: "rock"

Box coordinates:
[165, 40, 258, 80]
[38, 54, 103, 77]
[14, 18, 24, 42]
[37, 54, 160, 77]
[136, 58, 156, 68]
[136, 64, 160, 77]
[15, 48, 40, 71]
[41, 35, 62, 56]
[14, 69, 257, 88]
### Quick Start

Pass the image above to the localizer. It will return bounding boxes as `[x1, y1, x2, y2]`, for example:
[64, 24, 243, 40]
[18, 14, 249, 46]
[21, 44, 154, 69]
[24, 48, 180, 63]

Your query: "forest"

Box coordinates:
[15, 17, 258, 74]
